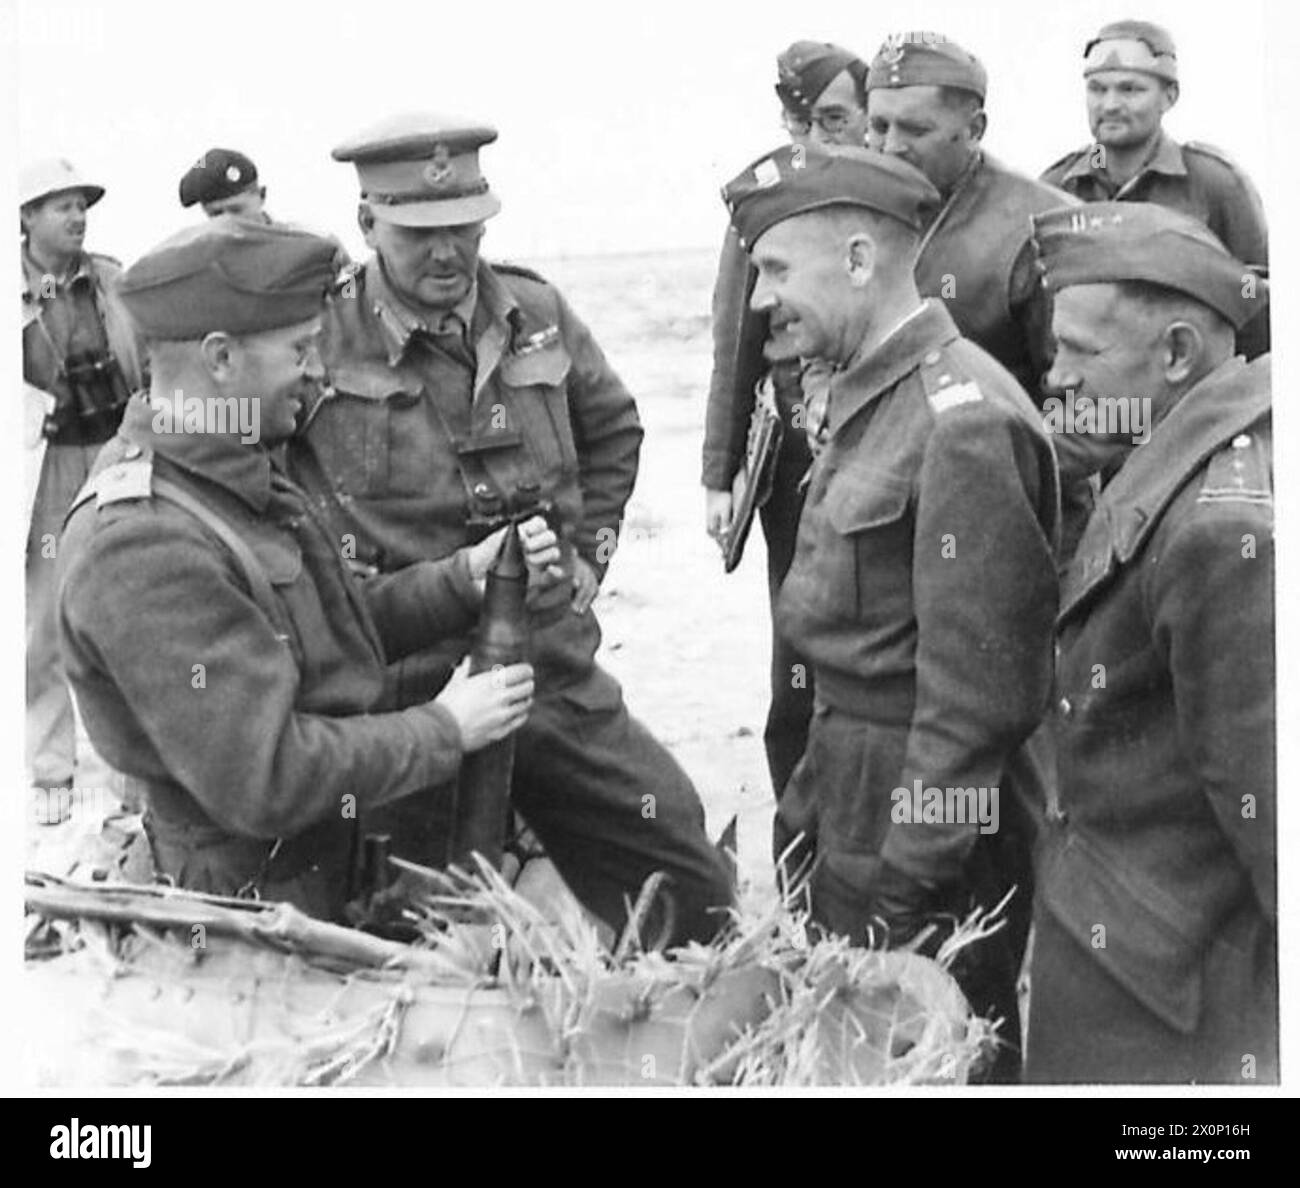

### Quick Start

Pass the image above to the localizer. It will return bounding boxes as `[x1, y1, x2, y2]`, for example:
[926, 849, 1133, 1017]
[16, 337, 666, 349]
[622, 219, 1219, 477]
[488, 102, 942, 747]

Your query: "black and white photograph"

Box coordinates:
[4, 0, 1292, 1120]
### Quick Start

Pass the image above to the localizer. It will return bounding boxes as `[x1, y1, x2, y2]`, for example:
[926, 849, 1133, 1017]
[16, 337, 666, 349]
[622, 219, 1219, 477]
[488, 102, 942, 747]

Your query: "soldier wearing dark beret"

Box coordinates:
[290, 114, 733, 945]
[703, 39, 869, 824]
[178, 148, 266, 218]
[179, 147, 352, 271]
[1025, 202, 1275, 1084]
[1041, 20, 1269, 359]
[56, 217, 550, 920]
[724, 145, 1061, 1082]
[865, 32, 1072, 400]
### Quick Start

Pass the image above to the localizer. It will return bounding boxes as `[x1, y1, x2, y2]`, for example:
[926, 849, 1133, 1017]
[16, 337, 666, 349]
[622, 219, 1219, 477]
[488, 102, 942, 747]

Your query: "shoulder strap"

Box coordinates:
[151, 477, 296, 652]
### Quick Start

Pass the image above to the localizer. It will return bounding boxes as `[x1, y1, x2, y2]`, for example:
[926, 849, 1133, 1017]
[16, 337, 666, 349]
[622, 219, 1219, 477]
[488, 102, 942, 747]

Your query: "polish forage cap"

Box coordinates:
[179, 148, 260, 208]
[1031, 202, 1262, 329]
[118, 216, 338, 339]
[20, 158, 105, 209]
[775, 41, 868, 114]
[722, 143, 940, 249]
[867, 32, 987, 100]
[1083, 20, 1177, 82]
[332, 112, 502, 227]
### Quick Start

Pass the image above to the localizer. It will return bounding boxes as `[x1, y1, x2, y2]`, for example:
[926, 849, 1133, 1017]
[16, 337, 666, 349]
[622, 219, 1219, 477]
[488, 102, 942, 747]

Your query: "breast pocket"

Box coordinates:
[497, 344, 577, 482]
[312, 363, 422, 499]
[822, 468, 913, 620]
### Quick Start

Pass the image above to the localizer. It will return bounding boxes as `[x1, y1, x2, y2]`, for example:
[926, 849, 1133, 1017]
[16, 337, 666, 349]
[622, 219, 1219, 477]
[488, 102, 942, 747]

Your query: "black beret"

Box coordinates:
[867, 32, 988, 100]
[119, 216, 337, 339]
[1032, 202, 1263, 329]
[723, 143, 940, 249]
[774, 41, 868, 113]
[179, 148, 260, 209]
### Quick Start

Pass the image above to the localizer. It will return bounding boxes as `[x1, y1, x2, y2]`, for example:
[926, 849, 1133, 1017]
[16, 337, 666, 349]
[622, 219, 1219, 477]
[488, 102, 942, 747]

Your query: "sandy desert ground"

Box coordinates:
[27, 246, 782, 905]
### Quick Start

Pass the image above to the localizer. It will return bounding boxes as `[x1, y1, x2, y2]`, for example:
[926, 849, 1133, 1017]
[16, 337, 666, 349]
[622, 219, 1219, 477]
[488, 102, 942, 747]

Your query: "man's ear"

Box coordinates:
[1161, 82, 1179, 113]
[1161, 320, 1203, 385]
[199, 331, 238, 382]
[357, 203, 379, 248]
[845, 232, 877, 288]
[967, 107, 988, 144]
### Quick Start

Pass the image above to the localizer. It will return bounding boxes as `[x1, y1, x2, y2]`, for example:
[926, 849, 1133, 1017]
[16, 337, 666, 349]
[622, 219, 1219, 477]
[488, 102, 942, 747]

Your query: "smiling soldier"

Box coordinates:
[723, 144, 1060, 1082]
[292, 114, 732, 946]
[703, 39, 870, 830]
[57, 218, 549, 919]
[1042, 20, 1268, 358]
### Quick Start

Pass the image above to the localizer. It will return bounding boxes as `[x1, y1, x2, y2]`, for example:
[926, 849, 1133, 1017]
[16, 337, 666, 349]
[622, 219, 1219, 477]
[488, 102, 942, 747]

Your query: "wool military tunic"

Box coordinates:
[58, 396, 480, 919]
[1027, 355, 1275, 1084]
[775, 299, 1059, 1080]
[911, 152, 1070, 400]
[291, 254, 732, 944]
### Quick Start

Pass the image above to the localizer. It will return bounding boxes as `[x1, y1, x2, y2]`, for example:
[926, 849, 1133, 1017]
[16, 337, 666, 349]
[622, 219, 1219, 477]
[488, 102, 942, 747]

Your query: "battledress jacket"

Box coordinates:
[776, 299, 1061, 890]
[1029, 355, 1275, 1083]
[57, 396, 483, 918]
[293, 257, 642, 693]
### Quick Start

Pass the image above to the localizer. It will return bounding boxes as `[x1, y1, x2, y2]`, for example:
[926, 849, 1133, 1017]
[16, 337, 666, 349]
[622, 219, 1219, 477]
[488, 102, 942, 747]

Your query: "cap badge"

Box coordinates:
[423, 143, 454, 189]
[879, 36, 906, 66]
[225, 165, 242, 183]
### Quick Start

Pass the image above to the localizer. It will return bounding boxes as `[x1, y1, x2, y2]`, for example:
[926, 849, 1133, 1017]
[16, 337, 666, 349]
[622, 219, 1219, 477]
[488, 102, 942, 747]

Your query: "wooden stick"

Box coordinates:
[24, 871, 445, 975]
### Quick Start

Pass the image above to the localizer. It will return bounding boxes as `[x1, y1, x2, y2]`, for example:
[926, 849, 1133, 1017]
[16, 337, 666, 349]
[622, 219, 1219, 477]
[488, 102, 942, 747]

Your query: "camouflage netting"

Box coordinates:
[23, 862, 1001, 1087]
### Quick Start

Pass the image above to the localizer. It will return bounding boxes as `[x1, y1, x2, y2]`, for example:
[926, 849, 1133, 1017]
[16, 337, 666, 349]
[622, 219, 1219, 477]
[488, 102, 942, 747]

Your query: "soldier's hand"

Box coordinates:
[570, 555, 599, 614]
[436, 660, 535, 752]
[517, 515, 565, 586]
[468, 519, 565, 589]
[705, 489, 733, 549]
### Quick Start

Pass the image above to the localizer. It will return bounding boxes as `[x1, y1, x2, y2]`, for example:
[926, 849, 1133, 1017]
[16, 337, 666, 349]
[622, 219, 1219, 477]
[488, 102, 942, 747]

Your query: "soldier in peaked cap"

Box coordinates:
[865, 33, 1071, 401]
[724, 145, 1060, 1082]
[703, 39, 869, 821]
[1024, 203, 1275, 1084]
[290, 114, 733, 946]
[21, 157, 145, 820]
[1042, 20, 1268, 358]
[57, 217, 549, 920]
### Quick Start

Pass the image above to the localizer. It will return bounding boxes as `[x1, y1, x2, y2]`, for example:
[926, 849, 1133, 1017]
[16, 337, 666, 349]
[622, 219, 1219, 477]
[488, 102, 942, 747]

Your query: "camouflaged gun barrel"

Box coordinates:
[449, 525, 531, 869]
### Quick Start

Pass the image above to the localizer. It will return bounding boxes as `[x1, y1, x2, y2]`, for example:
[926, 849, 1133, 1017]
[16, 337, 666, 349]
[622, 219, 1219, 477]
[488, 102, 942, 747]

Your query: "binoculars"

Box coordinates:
[46, 348, 132, 445]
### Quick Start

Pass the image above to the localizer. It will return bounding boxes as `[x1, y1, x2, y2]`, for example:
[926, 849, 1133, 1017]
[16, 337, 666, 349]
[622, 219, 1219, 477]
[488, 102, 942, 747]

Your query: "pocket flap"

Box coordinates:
[1040, 828, 1205, 1033]
[327, 361, 421, 404]
[499, 343, 572, 389]
[827, 469, 911, 533]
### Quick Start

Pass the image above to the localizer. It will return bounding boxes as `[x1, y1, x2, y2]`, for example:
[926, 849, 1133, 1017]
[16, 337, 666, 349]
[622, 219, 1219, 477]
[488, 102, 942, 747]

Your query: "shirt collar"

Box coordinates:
[119, 392, 276, 514]
[828, 299, 959, 435]
[1064, 131, 1187, 184]
[22, 247, 94, 301]
[365, 256, 487, 366]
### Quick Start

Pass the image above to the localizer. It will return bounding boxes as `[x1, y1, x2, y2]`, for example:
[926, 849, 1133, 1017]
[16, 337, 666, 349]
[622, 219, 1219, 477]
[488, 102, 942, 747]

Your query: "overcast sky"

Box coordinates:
[7, 0, 1278, 263]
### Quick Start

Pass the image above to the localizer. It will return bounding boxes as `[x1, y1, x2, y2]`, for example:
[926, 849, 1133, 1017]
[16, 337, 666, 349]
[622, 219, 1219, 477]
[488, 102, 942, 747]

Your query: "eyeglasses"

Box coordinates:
[780, 107, 856, 136]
